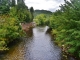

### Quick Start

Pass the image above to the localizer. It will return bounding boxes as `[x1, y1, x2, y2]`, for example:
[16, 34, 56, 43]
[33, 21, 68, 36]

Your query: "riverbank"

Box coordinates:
[0, 26, 79, 60]
[46, 28, 79, 60]
[0, 22, 34, 53]
[0, 26, 62, 60]
[53, 39, 79, 60]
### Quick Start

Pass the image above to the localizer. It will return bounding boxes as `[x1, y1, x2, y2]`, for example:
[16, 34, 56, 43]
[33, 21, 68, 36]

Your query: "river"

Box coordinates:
[0, 26, 75, 60]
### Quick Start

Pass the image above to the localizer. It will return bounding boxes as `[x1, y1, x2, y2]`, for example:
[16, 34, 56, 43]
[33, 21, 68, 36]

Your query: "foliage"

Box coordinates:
[0, 15, 22, 50]
[34, 14, 49, 26]
[0, 0, 10, 14]
[34, 10, 52, 17]
[11, 0, 15, 7]
[0, 0, 34, 51]
[48, 0, 80, 58]
[15, 2, 33, 22]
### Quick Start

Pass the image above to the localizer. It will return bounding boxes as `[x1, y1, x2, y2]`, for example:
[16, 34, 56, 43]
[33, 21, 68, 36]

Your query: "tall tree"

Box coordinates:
[30, 7, 34, 20]
[48, 0, 80, 59]
[17, 0, 24, 4]
[0, 0, 10, 14]
[11, 0, 15, 7]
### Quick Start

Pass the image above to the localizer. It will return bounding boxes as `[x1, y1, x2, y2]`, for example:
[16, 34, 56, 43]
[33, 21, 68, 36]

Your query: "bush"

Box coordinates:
[0, 15, 22, 50]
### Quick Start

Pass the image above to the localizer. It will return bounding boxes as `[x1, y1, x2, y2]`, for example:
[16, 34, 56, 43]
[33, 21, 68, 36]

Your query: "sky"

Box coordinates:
[24, 0, 70, 12]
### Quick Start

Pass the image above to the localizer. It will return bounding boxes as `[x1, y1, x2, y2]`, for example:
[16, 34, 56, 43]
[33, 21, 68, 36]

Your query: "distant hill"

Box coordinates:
[34, 10, 52, 17]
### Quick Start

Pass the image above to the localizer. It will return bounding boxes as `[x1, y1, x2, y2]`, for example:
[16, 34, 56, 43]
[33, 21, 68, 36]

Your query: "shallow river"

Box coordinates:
[0, 26, 75, 60]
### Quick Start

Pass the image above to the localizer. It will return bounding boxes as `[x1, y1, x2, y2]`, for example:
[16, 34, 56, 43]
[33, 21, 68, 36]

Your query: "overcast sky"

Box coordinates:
[24, 0, 70, 12]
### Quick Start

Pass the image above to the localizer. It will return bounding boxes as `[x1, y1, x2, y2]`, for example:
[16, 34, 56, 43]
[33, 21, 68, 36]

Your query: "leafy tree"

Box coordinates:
[0, 0, 10, 14]
[15, 0, 32, 22]
[48, 0, 80, 59]
[34, 14, 47, 26]
[0, 0, 33, 51]
[0, 14, 22, 50]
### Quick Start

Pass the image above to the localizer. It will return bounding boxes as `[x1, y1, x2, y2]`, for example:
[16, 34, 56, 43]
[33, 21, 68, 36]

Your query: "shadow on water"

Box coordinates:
[0, 26, 77, 60]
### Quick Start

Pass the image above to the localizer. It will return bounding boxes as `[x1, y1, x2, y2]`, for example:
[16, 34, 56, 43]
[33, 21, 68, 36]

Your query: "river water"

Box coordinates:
[0, 26, 75, 60]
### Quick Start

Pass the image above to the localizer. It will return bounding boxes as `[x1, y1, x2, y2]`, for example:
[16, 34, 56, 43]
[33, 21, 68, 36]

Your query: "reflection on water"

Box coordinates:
[24, 26, 61, 60]
[0, 26, 61, 60]
[0, 39, 25, 60]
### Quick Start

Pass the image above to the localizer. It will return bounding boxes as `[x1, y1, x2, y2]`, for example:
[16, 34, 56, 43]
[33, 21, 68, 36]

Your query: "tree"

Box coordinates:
[15, 0, 32, 22]
[34, 14, 47, 26]
[0, 0, 10, 14]
[48, 0, 80, 59]
[0, 0, 33, 51]
[11, 0, 15, 7]
[30, 7, 34, 21]
[17, 0, 24, 4]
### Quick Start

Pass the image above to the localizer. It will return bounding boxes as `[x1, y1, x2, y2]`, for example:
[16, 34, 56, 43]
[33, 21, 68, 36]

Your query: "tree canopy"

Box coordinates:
[48, 0, 80, 59]
[0, 0, 34, 51]
[34, 0, 80, 59]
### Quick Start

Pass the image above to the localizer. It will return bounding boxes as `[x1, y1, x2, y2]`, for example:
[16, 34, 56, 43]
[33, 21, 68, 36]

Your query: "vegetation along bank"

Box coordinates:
[34, 0, 80, 59]
[0, 0, 34, 51]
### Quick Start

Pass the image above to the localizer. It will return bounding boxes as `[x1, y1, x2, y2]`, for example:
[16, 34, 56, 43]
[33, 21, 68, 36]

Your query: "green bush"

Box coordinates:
[0, 15, 22, 50]
[48, 0, 80, 58]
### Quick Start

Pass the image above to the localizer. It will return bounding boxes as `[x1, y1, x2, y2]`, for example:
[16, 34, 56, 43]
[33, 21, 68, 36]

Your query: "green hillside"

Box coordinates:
[34, 10, 52, 17]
